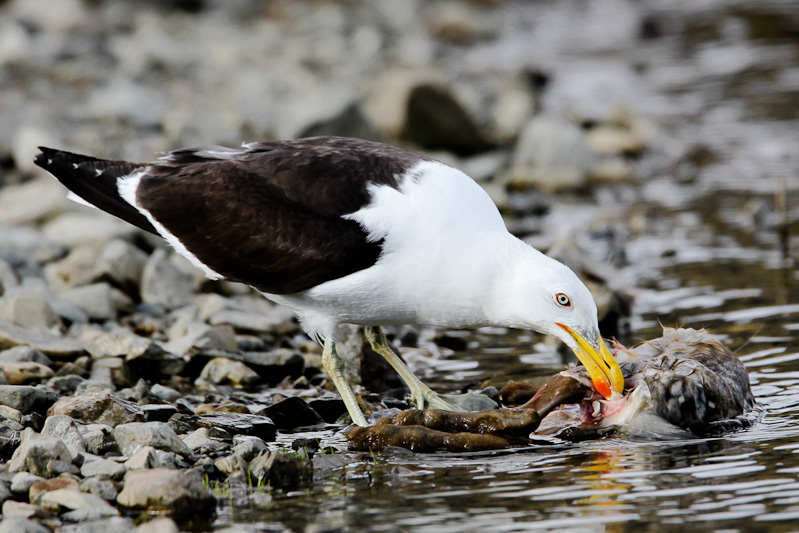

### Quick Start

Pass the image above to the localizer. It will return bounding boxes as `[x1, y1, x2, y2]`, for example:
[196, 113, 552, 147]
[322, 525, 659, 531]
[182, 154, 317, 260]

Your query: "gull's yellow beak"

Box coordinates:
[556, 323, 624, 400]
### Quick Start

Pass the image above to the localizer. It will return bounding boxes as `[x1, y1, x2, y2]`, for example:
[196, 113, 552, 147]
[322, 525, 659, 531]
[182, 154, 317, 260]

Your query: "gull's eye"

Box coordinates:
[555, 293, 571, 307]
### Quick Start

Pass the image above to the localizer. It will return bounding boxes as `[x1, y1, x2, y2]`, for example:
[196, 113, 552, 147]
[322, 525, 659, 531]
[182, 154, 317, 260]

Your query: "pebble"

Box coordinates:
[47, 392, 145, 425]
[196, 357, 260, 388]
[140, 250, 195, 309]
[249, 450, 313, 490]
[42, 212, 137, 250]
[0, 517, 52, 533]
[0, 318, 85, 357]
[2, 500, 51, 520]
[8, 428, 74, 478]
[35, 487, 119, 518]
[0, 293, 63, 331]
[41, 415, 87, 457]
[10, 472, 46, 496]
[0, 362, 54, 385]
[61, 283, 133, 322]
[137, 517, 180, 533]
[116, 468, 216, 520]
[259, 397, 324, 429]
[0, 346, 53, 366]
[114, 422, 193, 458]
[80, 476, 119, 501]
[0, 385, 59, 413]
[80, 456, 127, 481]
[29, 477, 79, 502]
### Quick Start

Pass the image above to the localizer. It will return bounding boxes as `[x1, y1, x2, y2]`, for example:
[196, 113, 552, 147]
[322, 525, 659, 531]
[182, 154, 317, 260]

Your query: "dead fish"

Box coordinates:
[526, 327, 760, 439]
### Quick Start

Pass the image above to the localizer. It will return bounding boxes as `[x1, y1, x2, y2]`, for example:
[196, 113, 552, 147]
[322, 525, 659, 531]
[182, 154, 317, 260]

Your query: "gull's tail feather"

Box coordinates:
[33, 147, 158, 235]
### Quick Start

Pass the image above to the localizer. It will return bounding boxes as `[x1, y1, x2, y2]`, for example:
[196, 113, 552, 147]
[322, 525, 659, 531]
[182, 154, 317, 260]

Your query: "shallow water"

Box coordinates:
[210, 2, 799, 531]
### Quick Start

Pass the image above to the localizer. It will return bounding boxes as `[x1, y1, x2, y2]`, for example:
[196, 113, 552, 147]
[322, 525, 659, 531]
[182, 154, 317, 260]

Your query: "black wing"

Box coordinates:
[36, 137, 429, 294]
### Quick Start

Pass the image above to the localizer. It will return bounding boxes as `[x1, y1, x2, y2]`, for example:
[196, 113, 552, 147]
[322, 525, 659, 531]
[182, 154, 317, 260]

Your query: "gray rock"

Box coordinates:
[96, 239, 148, 295]
[35, 487, 119, 518]
[86, 80, 169, 127]
[60, 283, 133, 322]
[43, 246, 100, 292]
[42, 212, 137, 250]
[0, 385, 58, 413]
[196, 357, 260, 388]
[0, 293, 63, 331]
[2, 499, 51, 520]
[137, 517, 180, 533]
[249, 450, 313, 490]
[231, 436, 267, 462]
[0, 317, 85, 357]
[0, 177, 72, 225]
[150, 384, 182, 403]
[10, 472, 45, 495]
[28, 477, 79, 502]
[47, 374, 86, 395]
[41, 415, 87, 457]
[165, 321, 238, 356]
[80, 456, 127, 481]
[8, 428, 74, 477]
[0, 346, 53, 366]
[190, 413, 276, 442]
[0, 225, 64, 267]
[214, 453, 247, 476]
[208, 309, 289, 334]
[90, 357, 133, 388]
[0, 362, 54, 385]
[114, 422, 193, 458]
[116, 468, 216, 520]
[0, 517, 52, 533]
[181, 428, 230, 455]
[80, 476, 118, 501]
[0, 479, 11, 504]
[123, 446, 159, 470]
[0, 404, 24, 423]
[73, 380, 115, 395]
[140, 250, 194, 309]
[0, 258, 20, 296]
[79, 423, 117, 455]
[509, 114, 595, 191]
[47, 392, 144, 425]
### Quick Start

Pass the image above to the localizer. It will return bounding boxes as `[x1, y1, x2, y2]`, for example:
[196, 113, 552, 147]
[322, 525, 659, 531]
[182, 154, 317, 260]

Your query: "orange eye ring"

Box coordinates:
[555, 292, 571, 307]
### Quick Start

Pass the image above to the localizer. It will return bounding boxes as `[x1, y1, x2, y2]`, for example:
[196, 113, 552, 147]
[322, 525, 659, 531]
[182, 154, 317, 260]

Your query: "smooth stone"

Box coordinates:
[402, 83, 492, 156]
[165, 322, 238, 356]
[0, 362, 54, 385]
[195, 357, 260, 388]
[2, 500, 51, 520]
[0, 346, 53, 366]
[35, 487, 119, 517]
[29, 477, 79, 502]
[80, 476, 119, 501]
[0, 225, 64, 267]
[149, 384, 182, 403]
[47, 392, 144, 425]
[95, 239, 148, 295]
[0, 294, 63, 331]
[80, 456, 127, 480]
[0, 177, 72, 225]
[70, 517, 137, 532]
[0, 404, 21, 423]
[140, 404, 179, 423]
[41, 415, 87, 457]
[43, 246, 100, 292]
[308, 397, 348, 424]
[0, 517, 52, 533]
[509, 114, 595, 192]
[137, 517, 180, 533]
[181, 428, 230, 455]
[114, 422, 193, 458]
[60, 283, 133, 322]
[116, 468, 216, 520]
[230, 436, 267, 462]
[42, 212, 137, 250]
[123, 446, 159, 470]
[189, 413, 276, 442]
[259, 397, 323, 429]
[0, 385, 59, 414]
[140, 250, 194, 309]
[10, 472, 45, 495]
[0, 317, 85, 357]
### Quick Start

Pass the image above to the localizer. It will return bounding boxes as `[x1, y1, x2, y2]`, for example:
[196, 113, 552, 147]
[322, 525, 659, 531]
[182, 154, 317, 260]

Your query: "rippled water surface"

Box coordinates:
[212, 3, 799, 531]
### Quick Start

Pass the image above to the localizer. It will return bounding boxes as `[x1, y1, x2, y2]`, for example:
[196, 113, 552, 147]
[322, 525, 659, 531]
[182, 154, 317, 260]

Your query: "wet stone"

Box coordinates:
[47, 392, 145, 425]
[308, 397, 348, 424]
[116, 468, 216, 520]
[137, 517, 180, 533]
[248, 450, 313, 490]
[71, 517, 137, 533]
[189, 413, 276, 442]
[258, 396, 323, 429]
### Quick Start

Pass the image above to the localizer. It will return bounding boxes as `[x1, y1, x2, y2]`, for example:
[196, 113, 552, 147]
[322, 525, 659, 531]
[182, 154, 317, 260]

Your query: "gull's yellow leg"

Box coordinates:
[322, 337, 368, 427]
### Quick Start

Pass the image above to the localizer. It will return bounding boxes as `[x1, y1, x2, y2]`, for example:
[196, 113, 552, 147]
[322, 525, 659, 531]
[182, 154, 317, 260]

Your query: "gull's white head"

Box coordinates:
[491, 243, 624, 399]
